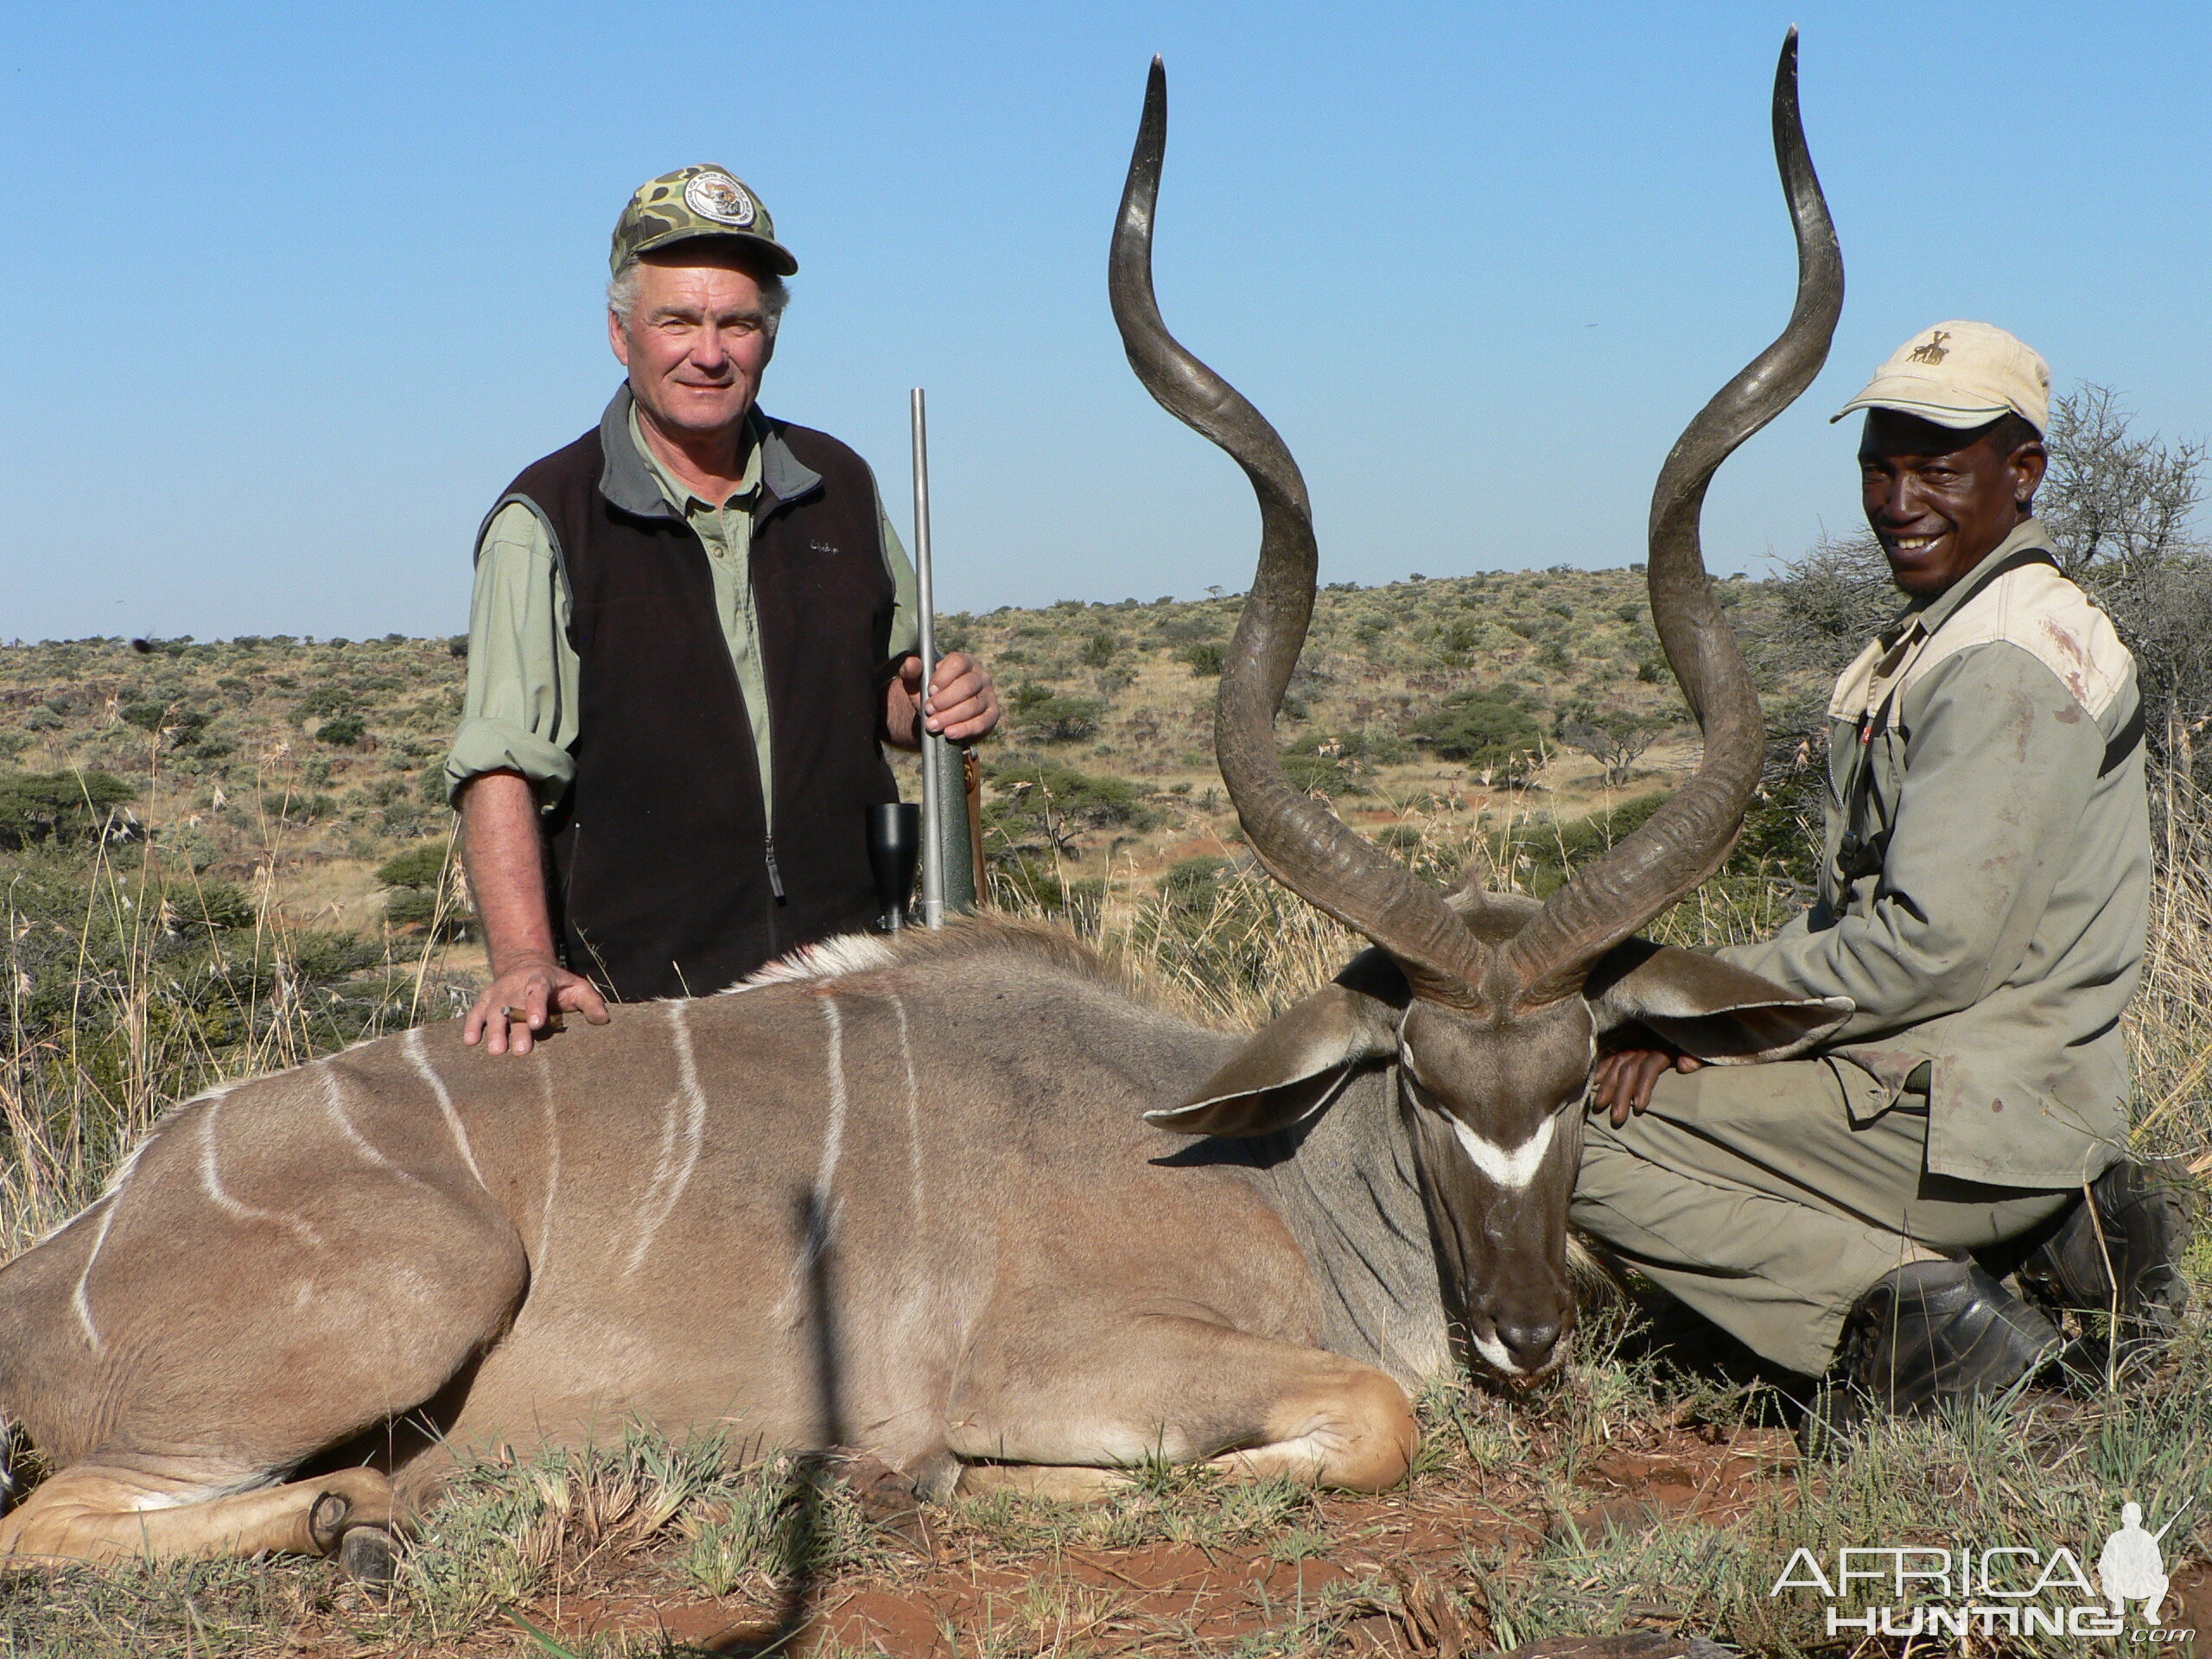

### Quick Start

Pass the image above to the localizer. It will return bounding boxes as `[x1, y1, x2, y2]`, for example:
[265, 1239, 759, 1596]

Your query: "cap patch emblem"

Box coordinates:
[1908, 329, 1951, 365]
[683, 172, 757, 227]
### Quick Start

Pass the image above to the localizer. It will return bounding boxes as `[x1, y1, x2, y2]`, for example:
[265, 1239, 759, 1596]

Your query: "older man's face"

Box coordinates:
[608, 251, 776, 441]
[1859, 410, 2047, 599]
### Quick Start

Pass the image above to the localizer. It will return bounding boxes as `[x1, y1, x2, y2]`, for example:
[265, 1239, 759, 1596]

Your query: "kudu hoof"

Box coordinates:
[829, 1451, 932, 1554]
[336, 1523, 399, 1591]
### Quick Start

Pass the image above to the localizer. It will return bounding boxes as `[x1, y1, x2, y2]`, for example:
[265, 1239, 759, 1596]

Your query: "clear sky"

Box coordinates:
[2, 2, 2206, 640]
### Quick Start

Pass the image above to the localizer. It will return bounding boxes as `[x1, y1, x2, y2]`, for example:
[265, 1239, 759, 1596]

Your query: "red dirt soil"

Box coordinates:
[518, 1422, 1806, 1658]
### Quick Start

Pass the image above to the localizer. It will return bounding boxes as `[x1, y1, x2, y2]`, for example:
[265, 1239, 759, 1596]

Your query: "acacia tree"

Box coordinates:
[2042, 385, 2207, 581]
[1558, 713, 1669, 789]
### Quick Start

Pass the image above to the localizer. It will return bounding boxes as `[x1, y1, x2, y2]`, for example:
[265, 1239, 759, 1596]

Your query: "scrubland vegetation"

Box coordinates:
[0, 387, 2208, 1654]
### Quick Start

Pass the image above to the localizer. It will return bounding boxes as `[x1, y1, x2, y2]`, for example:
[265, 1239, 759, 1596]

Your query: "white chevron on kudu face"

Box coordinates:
[1447, 1115, 1557, 1193]
[1400, 1054, 1563, 1194]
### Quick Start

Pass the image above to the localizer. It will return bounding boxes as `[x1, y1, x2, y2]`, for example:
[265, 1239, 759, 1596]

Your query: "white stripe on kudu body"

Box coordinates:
[813, 996, 850, 1223]
[199, 1096, 324, 1249]
[72, 1202, 118, 1352]
[321, 1065, 426, 1190]
[63, 1112, 175, 1348]
[535, 1064, 562, 1268]
[1447, 1115, 1557, 1193]
[404, 1027, 486, 1190]
[891, 995, 924, 1211]
[625, 1001, 708, 1274]
[777, 995, 852, 1325]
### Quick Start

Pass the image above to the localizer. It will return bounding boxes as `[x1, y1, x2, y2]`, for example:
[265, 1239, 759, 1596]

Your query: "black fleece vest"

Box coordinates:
[494, 416, 899, 1001]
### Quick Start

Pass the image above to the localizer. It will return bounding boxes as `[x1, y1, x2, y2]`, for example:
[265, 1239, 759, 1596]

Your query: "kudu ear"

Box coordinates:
[1147, 949, 1410, 1137]
[1584, 937, 1852, 1063]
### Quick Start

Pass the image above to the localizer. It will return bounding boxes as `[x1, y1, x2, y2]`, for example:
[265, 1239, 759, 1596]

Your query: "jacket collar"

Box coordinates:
[595, 384, 823, 518]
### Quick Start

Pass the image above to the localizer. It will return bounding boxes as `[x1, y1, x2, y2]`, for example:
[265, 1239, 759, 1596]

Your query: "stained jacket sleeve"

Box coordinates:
[1719, 642, 2104, 1039]
[442, 501, 580, 809]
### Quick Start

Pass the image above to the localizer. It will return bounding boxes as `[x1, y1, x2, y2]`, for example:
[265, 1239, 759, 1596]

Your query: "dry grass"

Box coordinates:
[0, 777, 473, 1258]
[0, 684, 2204, 1654]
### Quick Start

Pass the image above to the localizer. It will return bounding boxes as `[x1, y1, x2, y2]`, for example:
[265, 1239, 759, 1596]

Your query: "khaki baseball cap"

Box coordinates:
[611, 164, 798, 277]
[1832, 320, 2051, 433]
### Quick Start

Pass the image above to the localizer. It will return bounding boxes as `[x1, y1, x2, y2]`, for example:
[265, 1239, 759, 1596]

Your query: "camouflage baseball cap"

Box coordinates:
[611, 165, 797, 277]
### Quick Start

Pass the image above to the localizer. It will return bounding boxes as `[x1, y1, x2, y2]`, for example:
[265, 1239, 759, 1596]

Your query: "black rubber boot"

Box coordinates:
[2016, 1157, 2190, 1368]
[1800, 1261, 2062, 1458]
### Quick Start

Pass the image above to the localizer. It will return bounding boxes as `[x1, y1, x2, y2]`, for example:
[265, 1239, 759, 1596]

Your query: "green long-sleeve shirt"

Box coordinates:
[443, 390, 920, 828]
[1719, 519, 2151, 1187]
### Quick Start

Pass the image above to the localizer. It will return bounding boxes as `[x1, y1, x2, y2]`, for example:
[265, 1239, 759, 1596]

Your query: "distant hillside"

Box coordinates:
[0, 567, 1819, 944]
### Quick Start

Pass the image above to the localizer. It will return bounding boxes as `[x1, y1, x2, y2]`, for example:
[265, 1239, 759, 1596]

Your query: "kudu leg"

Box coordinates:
[0, 1152, 529, 1570]
[0, 1464, 397, 1567]
[947, 1313, 1416, 1495]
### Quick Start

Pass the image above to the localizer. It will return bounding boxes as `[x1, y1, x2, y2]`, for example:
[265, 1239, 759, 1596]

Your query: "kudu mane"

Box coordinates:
[740, 915, 1168, 1007]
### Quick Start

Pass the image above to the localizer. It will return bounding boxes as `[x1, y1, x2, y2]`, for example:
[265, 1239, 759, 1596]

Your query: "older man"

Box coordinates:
[446, 166, 1000, 1049]
[1575, 322, 2184, 1440]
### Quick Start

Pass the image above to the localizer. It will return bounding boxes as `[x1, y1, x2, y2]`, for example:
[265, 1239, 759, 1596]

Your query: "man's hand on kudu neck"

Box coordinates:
[1859, 408, 2048, 600]
[609, 248, 779, 503]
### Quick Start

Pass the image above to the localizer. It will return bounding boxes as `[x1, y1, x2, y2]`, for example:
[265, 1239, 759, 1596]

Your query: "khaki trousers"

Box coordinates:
[1571, 1057, 2072, 1376]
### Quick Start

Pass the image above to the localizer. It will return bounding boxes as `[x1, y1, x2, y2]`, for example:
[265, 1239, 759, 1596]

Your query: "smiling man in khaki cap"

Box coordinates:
[1573, 321, 2182, 1447]
[444, 166, 1001, 1040]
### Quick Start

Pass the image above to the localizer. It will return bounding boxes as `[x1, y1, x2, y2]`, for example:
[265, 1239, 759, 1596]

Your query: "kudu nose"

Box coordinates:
[1496, 1319, 1563, 1375]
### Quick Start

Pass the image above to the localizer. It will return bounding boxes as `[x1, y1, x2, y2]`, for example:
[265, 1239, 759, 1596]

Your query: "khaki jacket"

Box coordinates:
[1721, 520, 2151, 1186]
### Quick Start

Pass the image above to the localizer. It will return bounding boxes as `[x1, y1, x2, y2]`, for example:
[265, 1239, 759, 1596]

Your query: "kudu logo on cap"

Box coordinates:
[1833, 320, 2051, 434]
[611, 164, 798, 277]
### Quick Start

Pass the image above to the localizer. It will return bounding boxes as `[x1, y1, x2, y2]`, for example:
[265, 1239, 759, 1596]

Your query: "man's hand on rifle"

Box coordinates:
[889, 652, 1001, 747]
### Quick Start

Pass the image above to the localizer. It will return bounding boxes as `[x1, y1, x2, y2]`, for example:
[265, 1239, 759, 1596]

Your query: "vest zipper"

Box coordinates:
[764, 835, 786, 902]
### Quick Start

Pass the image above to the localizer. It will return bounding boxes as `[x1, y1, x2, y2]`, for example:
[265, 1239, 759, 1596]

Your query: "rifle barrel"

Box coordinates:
[911, 387, 946, 927]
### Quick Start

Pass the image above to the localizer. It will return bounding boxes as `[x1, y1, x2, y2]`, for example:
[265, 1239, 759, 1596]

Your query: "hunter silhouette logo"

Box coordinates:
[2099, 1500, 2188, 1626]
[1770, 1498, 2197, 1640]
[1909, 328, 1951, 365]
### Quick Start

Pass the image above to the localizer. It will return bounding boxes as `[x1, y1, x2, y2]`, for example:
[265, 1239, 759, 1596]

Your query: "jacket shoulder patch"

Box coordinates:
[1902, 564, 2132, 721]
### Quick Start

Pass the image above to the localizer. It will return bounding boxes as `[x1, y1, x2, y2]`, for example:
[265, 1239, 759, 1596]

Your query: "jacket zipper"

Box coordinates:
[764, 835, 786, 902]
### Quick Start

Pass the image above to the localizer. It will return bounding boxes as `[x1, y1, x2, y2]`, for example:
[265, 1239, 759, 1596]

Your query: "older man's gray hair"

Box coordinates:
[607, 257, 791, 336]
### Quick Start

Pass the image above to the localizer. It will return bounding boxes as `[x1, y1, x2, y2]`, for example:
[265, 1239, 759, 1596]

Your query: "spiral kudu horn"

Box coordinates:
[1109, 58, 1490, 1000]
[1502, 29, 1843, 1007]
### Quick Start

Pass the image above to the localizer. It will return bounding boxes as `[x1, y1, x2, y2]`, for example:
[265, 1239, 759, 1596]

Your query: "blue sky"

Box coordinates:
[1, 2, 2206, 640]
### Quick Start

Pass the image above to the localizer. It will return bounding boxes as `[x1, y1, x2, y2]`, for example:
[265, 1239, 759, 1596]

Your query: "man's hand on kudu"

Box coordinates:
[1590, 1047, 1705, 1128]
[464, 956, 611, 1057]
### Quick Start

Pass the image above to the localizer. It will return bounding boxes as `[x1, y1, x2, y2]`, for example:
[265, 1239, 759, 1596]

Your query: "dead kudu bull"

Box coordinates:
[0, 40, 1845, 1572]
